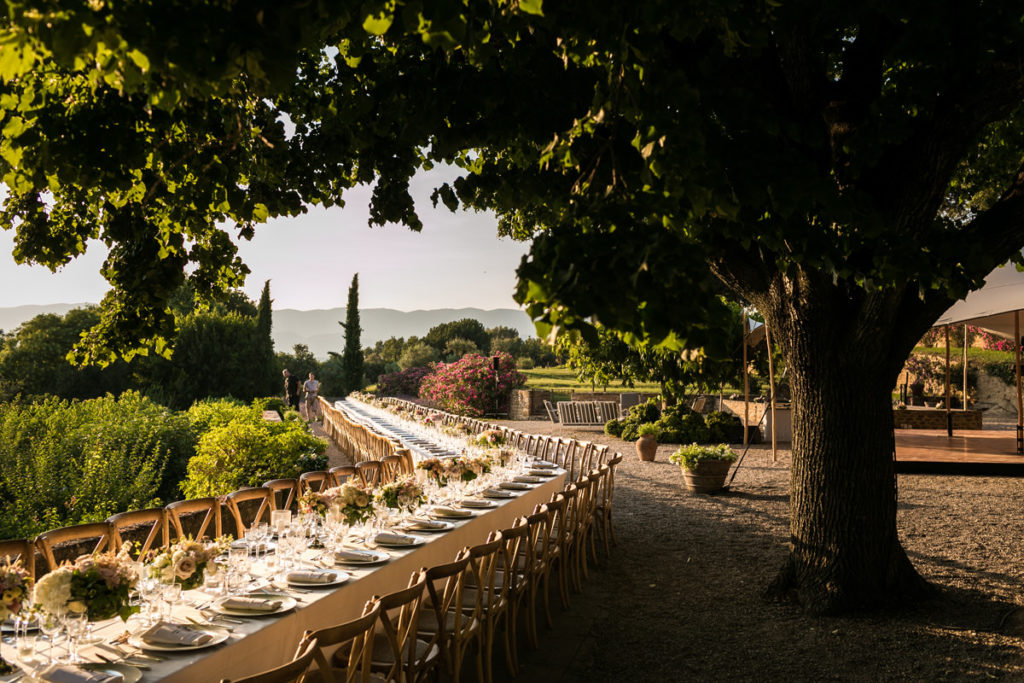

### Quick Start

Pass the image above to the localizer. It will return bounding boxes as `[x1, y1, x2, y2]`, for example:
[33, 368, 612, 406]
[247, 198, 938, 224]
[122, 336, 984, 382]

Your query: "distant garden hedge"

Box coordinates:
[0, 393, 326, 539]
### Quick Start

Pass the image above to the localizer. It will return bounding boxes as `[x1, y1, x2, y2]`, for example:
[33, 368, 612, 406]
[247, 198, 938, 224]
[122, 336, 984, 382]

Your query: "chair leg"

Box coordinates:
[541, 566, 555, 626]
[503, 607, 518, 677]
[525, 581, 540, 648]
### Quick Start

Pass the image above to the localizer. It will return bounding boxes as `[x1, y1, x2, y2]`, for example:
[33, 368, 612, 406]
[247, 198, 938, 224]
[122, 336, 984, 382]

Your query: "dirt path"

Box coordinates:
[488, 418, 1024, 681]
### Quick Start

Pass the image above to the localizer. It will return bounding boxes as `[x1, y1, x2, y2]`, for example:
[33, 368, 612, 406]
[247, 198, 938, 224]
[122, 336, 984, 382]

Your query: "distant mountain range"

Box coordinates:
[0, 304, 537, 359]
[273, 307, 537, 358]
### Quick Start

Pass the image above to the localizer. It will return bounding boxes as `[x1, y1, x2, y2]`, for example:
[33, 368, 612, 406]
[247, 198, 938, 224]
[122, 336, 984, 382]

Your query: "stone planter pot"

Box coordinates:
[635, 435, 658, 462]
[682, 459, 733, 493]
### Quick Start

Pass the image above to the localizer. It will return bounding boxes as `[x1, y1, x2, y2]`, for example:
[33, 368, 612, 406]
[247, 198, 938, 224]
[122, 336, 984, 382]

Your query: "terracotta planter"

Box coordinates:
[682, 459, 733, 493]
[635, 435, 658, 462]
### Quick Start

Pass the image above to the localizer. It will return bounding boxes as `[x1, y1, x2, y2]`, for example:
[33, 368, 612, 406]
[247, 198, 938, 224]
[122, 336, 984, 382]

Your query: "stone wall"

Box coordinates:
[893, 408, 983, 430]
[509, 389, 552, 419]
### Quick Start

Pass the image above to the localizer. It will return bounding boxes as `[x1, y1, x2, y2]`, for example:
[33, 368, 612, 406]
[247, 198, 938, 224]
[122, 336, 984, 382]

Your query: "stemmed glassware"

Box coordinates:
[38, 611, 61, 665]
[62, 611, 87, 663]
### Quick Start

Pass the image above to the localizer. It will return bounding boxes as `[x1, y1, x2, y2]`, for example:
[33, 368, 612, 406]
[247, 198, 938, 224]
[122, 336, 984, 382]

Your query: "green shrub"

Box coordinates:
[705, 411, 744, 443]
[252, 396, 286, 417]
[182, 416, 326, 497]
[669, 443, 738, 470]
[604, 419, 624, 437]
[637, 423, 660, 438]
[186, 398, 253, 435]
[653, 404, 707, 443]
[620, 399, 662, 441]
[0, 392, 194, 538]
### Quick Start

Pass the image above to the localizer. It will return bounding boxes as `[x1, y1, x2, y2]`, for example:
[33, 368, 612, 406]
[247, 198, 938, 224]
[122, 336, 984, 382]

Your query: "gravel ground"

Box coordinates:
[487, 418, 1024, 682]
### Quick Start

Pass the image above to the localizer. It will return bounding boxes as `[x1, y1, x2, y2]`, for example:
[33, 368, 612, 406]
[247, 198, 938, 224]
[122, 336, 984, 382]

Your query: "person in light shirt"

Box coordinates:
[303, 372, 321, 421]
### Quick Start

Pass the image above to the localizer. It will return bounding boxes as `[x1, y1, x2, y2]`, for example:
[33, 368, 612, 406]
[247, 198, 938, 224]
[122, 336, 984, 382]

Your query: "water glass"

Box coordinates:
[63, 612, 87, 663]
[15, 616, 37, 663]
[270, 510, 291, 535]
[38, 612, 61, 664]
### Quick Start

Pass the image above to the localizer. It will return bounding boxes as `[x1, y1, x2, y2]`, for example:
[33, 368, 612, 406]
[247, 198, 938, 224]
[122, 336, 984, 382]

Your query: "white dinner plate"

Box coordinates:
[514, 475, 544, 484]
[333, 549, 391, 566]
[531, 460, 557, 468]
[483, 489, 517, 499]
[211, 594, 297, 617]
[528, 469, 558, 477]
[286, 569, 350, 587]
[130, 624, 231, 652]
[81, 662, 143, 683]
[373, 534, 427, 548]
[499, 481, 532, 491]
[459, 498, 498, 508]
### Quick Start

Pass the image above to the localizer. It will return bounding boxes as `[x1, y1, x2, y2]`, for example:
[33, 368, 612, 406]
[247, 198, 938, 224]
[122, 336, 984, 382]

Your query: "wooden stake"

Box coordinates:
[943, 325, 952, 436]
[963, 323, 968, 410]
[766, 324, 777, 463]
[743, 311, 749, 447]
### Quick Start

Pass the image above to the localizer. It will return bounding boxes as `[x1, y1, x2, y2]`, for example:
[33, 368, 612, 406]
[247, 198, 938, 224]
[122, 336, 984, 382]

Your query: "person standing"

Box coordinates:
[303, 372, 321, 422]
[283, 369, 301, 413]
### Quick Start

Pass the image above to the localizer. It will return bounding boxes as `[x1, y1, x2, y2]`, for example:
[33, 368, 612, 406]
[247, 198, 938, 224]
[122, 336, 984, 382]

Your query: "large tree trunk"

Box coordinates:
[751, 274, 936, 614]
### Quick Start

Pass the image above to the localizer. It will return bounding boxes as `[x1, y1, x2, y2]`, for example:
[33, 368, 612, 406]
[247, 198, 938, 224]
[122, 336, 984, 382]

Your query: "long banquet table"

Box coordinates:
[48, 469, 564, 682]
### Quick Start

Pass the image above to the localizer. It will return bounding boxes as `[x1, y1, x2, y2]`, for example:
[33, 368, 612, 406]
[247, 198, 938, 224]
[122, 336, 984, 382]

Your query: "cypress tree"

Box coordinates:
[255, 280, 277, 394]
[341, 274, 364, 393]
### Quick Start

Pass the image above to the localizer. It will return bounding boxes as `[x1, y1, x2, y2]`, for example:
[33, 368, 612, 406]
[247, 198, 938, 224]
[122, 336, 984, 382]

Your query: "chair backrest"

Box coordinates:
[371, 571, 427, 682]
[496, 522, 529, 595]
[423, 550, 472, 665]
[298, 471, 331, 495]
[263, 479, 299, 514]
[523, 505, 550, 570]
[220, 637, 319, 683]
[225, 487, 275, 537]
[394, 449, 415, 476]
[299, 601, 380, 683]
[0, 539, 35, 578]
[354, 461, 381, 488]
[166, 497, 223, 542]
[380, 456, 404, 484]
[35, 522, 113, 572]
[329, 466, 357, 487]
[107, 508, 168, 559]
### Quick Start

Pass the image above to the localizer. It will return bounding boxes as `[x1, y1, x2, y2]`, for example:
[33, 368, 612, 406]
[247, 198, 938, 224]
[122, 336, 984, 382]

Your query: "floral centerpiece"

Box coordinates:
[376, 475, 427, 512]
[453, 454, 491, 483]
[417, 457, 451, 486]
[0, 563, 31, 672]
[35, 552, 138, 621]
[331, 482, 376, 526]
[299, 488, 339, 517]
[146, 538, 227, 590]
[473, 429, 507, 448]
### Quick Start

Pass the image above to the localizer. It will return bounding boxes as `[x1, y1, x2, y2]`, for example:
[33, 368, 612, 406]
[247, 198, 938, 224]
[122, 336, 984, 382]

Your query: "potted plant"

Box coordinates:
[635, 423, 660, 462]
[670, 443, 738, 493]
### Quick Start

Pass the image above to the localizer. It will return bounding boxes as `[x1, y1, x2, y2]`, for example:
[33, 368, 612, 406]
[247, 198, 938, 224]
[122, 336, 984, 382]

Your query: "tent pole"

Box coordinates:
[1016, 312, 1022, 455]
[766, 325, 777, 463]
[743, 312, 749, 447]
[963, 324, 969, 411]
[945, 325, 952, 437]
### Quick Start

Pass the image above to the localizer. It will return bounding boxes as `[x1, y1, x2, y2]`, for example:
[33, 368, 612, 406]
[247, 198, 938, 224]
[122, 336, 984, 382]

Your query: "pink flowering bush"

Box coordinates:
[419, 352, 526, 417]
[378, 366, 433, 396]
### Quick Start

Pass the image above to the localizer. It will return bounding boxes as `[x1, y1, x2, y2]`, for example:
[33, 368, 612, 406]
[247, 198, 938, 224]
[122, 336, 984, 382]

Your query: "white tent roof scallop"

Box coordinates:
[933, 263, 1024, 339]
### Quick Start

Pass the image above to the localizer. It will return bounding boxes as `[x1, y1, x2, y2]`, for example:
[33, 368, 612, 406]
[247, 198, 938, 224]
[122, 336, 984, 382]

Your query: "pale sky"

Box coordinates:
[0, 167, 532, 311]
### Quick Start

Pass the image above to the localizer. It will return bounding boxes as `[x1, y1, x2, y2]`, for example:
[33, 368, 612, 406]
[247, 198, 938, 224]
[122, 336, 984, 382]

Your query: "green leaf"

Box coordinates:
[363, 11, 394, 35]
[126, 49, 150, 72]
[519, 0, 544, 16]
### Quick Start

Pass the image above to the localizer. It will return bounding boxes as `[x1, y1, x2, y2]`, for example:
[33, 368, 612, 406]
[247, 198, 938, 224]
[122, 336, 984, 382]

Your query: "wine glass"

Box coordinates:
[38, 611, 61, 665]
[63, 611, 87, 663]
[163, 583, 182, 620]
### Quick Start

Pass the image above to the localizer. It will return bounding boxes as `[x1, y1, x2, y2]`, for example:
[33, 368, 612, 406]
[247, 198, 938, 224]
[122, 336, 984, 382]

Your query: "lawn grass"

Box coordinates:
[521, 366, 661, 395]
[914, 346, 1014, 361]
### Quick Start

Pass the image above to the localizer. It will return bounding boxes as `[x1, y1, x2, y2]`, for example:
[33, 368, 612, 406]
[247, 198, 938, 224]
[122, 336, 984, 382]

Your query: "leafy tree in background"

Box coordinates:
[7, 0, 1024, 614]
[424, 319, 490, 355]
[443, 337, 479, 361]
[398, 342, 440, 371]
[341, 274, 364, 394]
[254, 281, 278, 396]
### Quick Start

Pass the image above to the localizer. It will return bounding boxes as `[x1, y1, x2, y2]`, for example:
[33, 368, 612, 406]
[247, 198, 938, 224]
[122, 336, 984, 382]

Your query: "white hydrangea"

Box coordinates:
[33, 567, 73, 614]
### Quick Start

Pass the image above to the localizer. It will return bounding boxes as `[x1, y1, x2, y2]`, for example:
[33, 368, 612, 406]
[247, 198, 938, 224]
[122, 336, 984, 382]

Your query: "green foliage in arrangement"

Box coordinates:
[654, 405, 709, 445]
[670, 444, 738, 471]
[0, 392, 194, 539]
[618, 400, 663, 442]
[182, 400, 326, 498]
[637, 423, 660, 438]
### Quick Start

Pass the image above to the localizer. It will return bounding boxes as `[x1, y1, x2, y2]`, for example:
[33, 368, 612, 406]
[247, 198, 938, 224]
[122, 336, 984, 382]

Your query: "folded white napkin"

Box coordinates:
[483, 488, 513, 498]
[335, 548, 377, 562]
[431, 505, 472, 517]
[532, 460, 556, 468]
[529, 469, 556, 477]
[374, 531, 417, 545]
[40, 666, 123, 683]
[405, 519, 446, 530]
[142, 621, 215, 646]
[221, 596, 282, 612]
[499, 482, 530, 490]
[514, 475, 542, 483]
[286, 570, 335, 583]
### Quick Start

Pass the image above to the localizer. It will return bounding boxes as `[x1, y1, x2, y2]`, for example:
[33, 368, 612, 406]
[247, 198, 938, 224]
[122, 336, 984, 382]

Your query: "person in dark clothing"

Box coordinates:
[282, 369, 301, 411]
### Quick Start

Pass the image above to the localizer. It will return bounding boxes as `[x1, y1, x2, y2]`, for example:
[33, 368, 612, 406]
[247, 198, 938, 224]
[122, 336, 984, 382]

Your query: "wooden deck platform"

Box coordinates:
[895, 428, 1024, 476]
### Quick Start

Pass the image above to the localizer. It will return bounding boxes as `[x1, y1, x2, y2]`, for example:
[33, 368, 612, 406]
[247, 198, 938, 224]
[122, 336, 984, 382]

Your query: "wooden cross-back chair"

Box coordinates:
[338, 571, 438, 683]
[262, 479, 299, 514]
[419, 550, 479, 683]
[518, 506, 550, 649]
[594, 453, 622, 558]
[329, 466, 357, 487]
[0, 538, 35, 578]
[35, 522, 113, 572]
[299, 471, 331, 495]
[461, 531, 507, 683]
[493, 521, 530, 676]
[107, 508, 168, 559]
[166, 497, 223, 542]
[225, 487, 276, 537]
[380, 455, 405, 484]
[354, 461, 382, 488]
[220, 637, 319, 683]
[299, 600, 380, 683]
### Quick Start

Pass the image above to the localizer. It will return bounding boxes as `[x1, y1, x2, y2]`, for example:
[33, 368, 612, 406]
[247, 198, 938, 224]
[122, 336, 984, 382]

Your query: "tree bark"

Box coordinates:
[750, 273, 935, 614]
